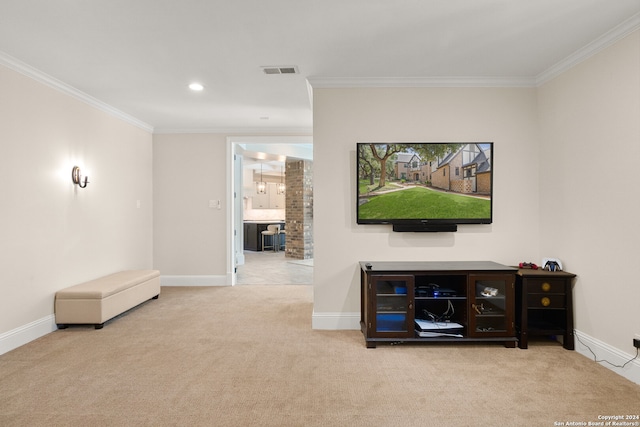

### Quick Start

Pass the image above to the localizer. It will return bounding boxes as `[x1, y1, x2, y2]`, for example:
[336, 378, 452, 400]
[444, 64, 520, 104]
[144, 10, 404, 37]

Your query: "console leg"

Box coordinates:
[564, 331, 574, 350]
[518, 332, 528, 349]
[366, 341, 377, 349]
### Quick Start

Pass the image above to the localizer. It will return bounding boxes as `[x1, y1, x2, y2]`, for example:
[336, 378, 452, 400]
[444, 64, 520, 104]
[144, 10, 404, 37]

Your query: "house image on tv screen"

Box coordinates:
[357, 142, 493, 223]
[393, 143, 491, 195]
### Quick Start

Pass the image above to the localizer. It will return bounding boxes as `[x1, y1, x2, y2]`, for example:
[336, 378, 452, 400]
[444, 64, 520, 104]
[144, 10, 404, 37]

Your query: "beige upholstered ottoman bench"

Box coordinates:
[55, 270, 160, 329]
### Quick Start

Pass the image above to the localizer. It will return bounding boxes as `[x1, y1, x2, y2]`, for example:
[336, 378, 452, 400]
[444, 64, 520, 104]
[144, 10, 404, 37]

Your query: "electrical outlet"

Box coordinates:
[634, 334, 640, 349]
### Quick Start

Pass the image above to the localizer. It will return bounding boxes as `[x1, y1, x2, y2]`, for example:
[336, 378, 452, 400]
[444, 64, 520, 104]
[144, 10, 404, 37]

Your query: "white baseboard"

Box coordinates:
[312, 311, 360, 330]
[0, 315, 57, 356]
[574, 329, 640, 385]
[160, 275, 229, 287]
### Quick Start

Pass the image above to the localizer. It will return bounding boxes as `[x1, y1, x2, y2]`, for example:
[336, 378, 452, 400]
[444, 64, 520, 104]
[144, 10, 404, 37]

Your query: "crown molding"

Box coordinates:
[536, 12, 640, 85]
[0, 51, 153, 132]
[306, 76, 537, 88]
[153, 127, 313, 135]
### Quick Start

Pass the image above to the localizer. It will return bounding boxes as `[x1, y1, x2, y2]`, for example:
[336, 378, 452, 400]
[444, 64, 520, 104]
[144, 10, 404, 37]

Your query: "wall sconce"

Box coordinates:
[71, 166, 89, 188]
[256, 163, 266, 194]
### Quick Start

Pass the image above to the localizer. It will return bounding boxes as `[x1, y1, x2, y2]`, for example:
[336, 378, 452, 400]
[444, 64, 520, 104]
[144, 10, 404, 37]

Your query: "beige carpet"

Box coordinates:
[1, 285, 639, 426]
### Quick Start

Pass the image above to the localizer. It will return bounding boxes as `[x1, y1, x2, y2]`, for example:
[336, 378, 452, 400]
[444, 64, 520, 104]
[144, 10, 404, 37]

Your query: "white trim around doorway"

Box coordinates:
[226, 135, 313, 286]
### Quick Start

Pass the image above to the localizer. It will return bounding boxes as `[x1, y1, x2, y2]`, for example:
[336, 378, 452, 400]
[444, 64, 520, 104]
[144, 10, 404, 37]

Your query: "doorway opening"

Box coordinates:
[228, 136, 313, 286]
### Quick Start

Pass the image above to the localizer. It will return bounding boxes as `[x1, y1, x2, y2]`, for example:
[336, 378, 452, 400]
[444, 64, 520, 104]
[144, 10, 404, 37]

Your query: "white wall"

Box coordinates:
[312, 87, 541, 327]
[538, 30, 640, 357]
[0, 64, 153, 352]
[152, 133, 229, 284]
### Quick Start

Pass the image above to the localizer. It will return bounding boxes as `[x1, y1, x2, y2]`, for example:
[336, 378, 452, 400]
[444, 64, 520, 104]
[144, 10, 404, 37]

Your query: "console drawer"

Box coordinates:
[526, 278, 566, 294]
[527, 293, 565, 308]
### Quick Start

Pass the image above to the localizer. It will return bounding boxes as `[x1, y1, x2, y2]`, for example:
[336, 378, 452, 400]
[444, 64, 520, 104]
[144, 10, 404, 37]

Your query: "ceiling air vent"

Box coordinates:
[262, 66, 299, 75]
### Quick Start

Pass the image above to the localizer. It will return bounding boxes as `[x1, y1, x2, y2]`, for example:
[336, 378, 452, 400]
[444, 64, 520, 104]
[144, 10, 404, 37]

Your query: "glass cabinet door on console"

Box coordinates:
[468, 274, 514, 337]
[369, 275, 414, 338]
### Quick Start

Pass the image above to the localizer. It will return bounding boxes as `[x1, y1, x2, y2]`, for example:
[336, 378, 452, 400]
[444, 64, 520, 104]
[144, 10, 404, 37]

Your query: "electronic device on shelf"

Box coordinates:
[415, 319, 464, 337]
[356, 142, 493, 232]
[416, 283, 457, 298]
[542, 257, 563, 271]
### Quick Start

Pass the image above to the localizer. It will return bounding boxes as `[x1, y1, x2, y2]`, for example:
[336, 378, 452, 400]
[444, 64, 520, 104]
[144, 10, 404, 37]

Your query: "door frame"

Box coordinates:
[226, 135, 313, 286]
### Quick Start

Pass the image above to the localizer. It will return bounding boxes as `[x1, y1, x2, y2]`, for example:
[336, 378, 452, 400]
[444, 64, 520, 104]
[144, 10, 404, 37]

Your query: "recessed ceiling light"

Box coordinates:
[188, 83, 204, 91]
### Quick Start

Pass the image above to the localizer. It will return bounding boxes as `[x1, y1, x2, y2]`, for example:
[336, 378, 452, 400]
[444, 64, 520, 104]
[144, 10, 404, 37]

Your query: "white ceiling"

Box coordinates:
[1, 0, 639, 133]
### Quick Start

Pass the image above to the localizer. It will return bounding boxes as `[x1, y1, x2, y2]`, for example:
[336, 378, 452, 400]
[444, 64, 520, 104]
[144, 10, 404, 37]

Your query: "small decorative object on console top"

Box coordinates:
[518, 262, 538, 269]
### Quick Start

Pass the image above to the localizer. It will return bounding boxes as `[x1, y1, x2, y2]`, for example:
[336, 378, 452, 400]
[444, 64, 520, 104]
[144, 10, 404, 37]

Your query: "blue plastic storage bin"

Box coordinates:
[376, 313, 406, 331]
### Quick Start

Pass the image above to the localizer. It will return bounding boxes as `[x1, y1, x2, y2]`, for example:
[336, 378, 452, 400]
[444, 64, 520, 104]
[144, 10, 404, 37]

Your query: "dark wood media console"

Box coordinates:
[360, 261, 518, 348]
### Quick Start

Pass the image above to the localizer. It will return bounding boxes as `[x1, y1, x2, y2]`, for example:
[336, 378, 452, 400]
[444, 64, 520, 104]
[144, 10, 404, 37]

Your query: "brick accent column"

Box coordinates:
[285, 159, 313, 259]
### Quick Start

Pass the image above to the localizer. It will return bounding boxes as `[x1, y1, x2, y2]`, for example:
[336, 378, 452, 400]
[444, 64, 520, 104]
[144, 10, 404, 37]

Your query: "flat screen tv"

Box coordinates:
[357, 142, 493, 232]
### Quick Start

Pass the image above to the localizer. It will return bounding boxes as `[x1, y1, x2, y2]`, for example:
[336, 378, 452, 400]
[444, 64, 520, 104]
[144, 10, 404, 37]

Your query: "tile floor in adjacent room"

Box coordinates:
[235, 250, 313, 285]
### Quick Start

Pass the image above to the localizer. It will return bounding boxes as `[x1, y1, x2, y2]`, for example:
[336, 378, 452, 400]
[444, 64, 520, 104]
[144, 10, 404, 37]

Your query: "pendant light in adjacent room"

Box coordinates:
[256, 163, 267, 194]
[277, 165, 285, 195]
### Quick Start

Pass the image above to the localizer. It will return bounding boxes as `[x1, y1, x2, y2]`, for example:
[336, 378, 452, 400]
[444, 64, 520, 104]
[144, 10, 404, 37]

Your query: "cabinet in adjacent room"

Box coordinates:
[243, 221, 285, 251]
[252, 192, 270, 209]
[252, 183, 285, 209]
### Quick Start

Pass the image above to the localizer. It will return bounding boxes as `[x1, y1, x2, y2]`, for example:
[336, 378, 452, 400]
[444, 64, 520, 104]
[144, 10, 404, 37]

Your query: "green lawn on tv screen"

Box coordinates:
[358, 186, 490, 219]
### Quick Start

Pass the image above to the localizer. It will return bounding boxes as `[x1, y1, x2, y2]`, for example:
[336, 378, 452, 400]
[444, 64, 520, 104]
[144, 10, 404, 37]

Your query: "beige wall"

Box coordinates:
[537, 30, 640, 354]
[152, 133, 229, 281]
[0, 64, 153, 340]
[3, 23, 638, 377]
[152, 134, 312, 284]
[312, 30, 640, 368]
[312, 86, 541, 325]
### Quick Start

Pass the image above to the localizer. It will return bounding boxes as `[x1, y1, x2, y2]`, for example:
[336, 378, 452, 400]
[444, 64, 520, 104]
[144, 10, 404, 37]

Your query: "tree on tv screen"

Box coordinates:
[360, 143, 463, 189]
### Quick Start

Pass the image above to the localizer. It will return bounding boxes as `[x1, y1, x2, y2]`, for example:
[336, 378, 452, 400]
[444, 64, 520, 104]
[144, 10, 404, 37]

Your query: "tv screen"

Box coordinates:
[357, 142, 493, 228]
